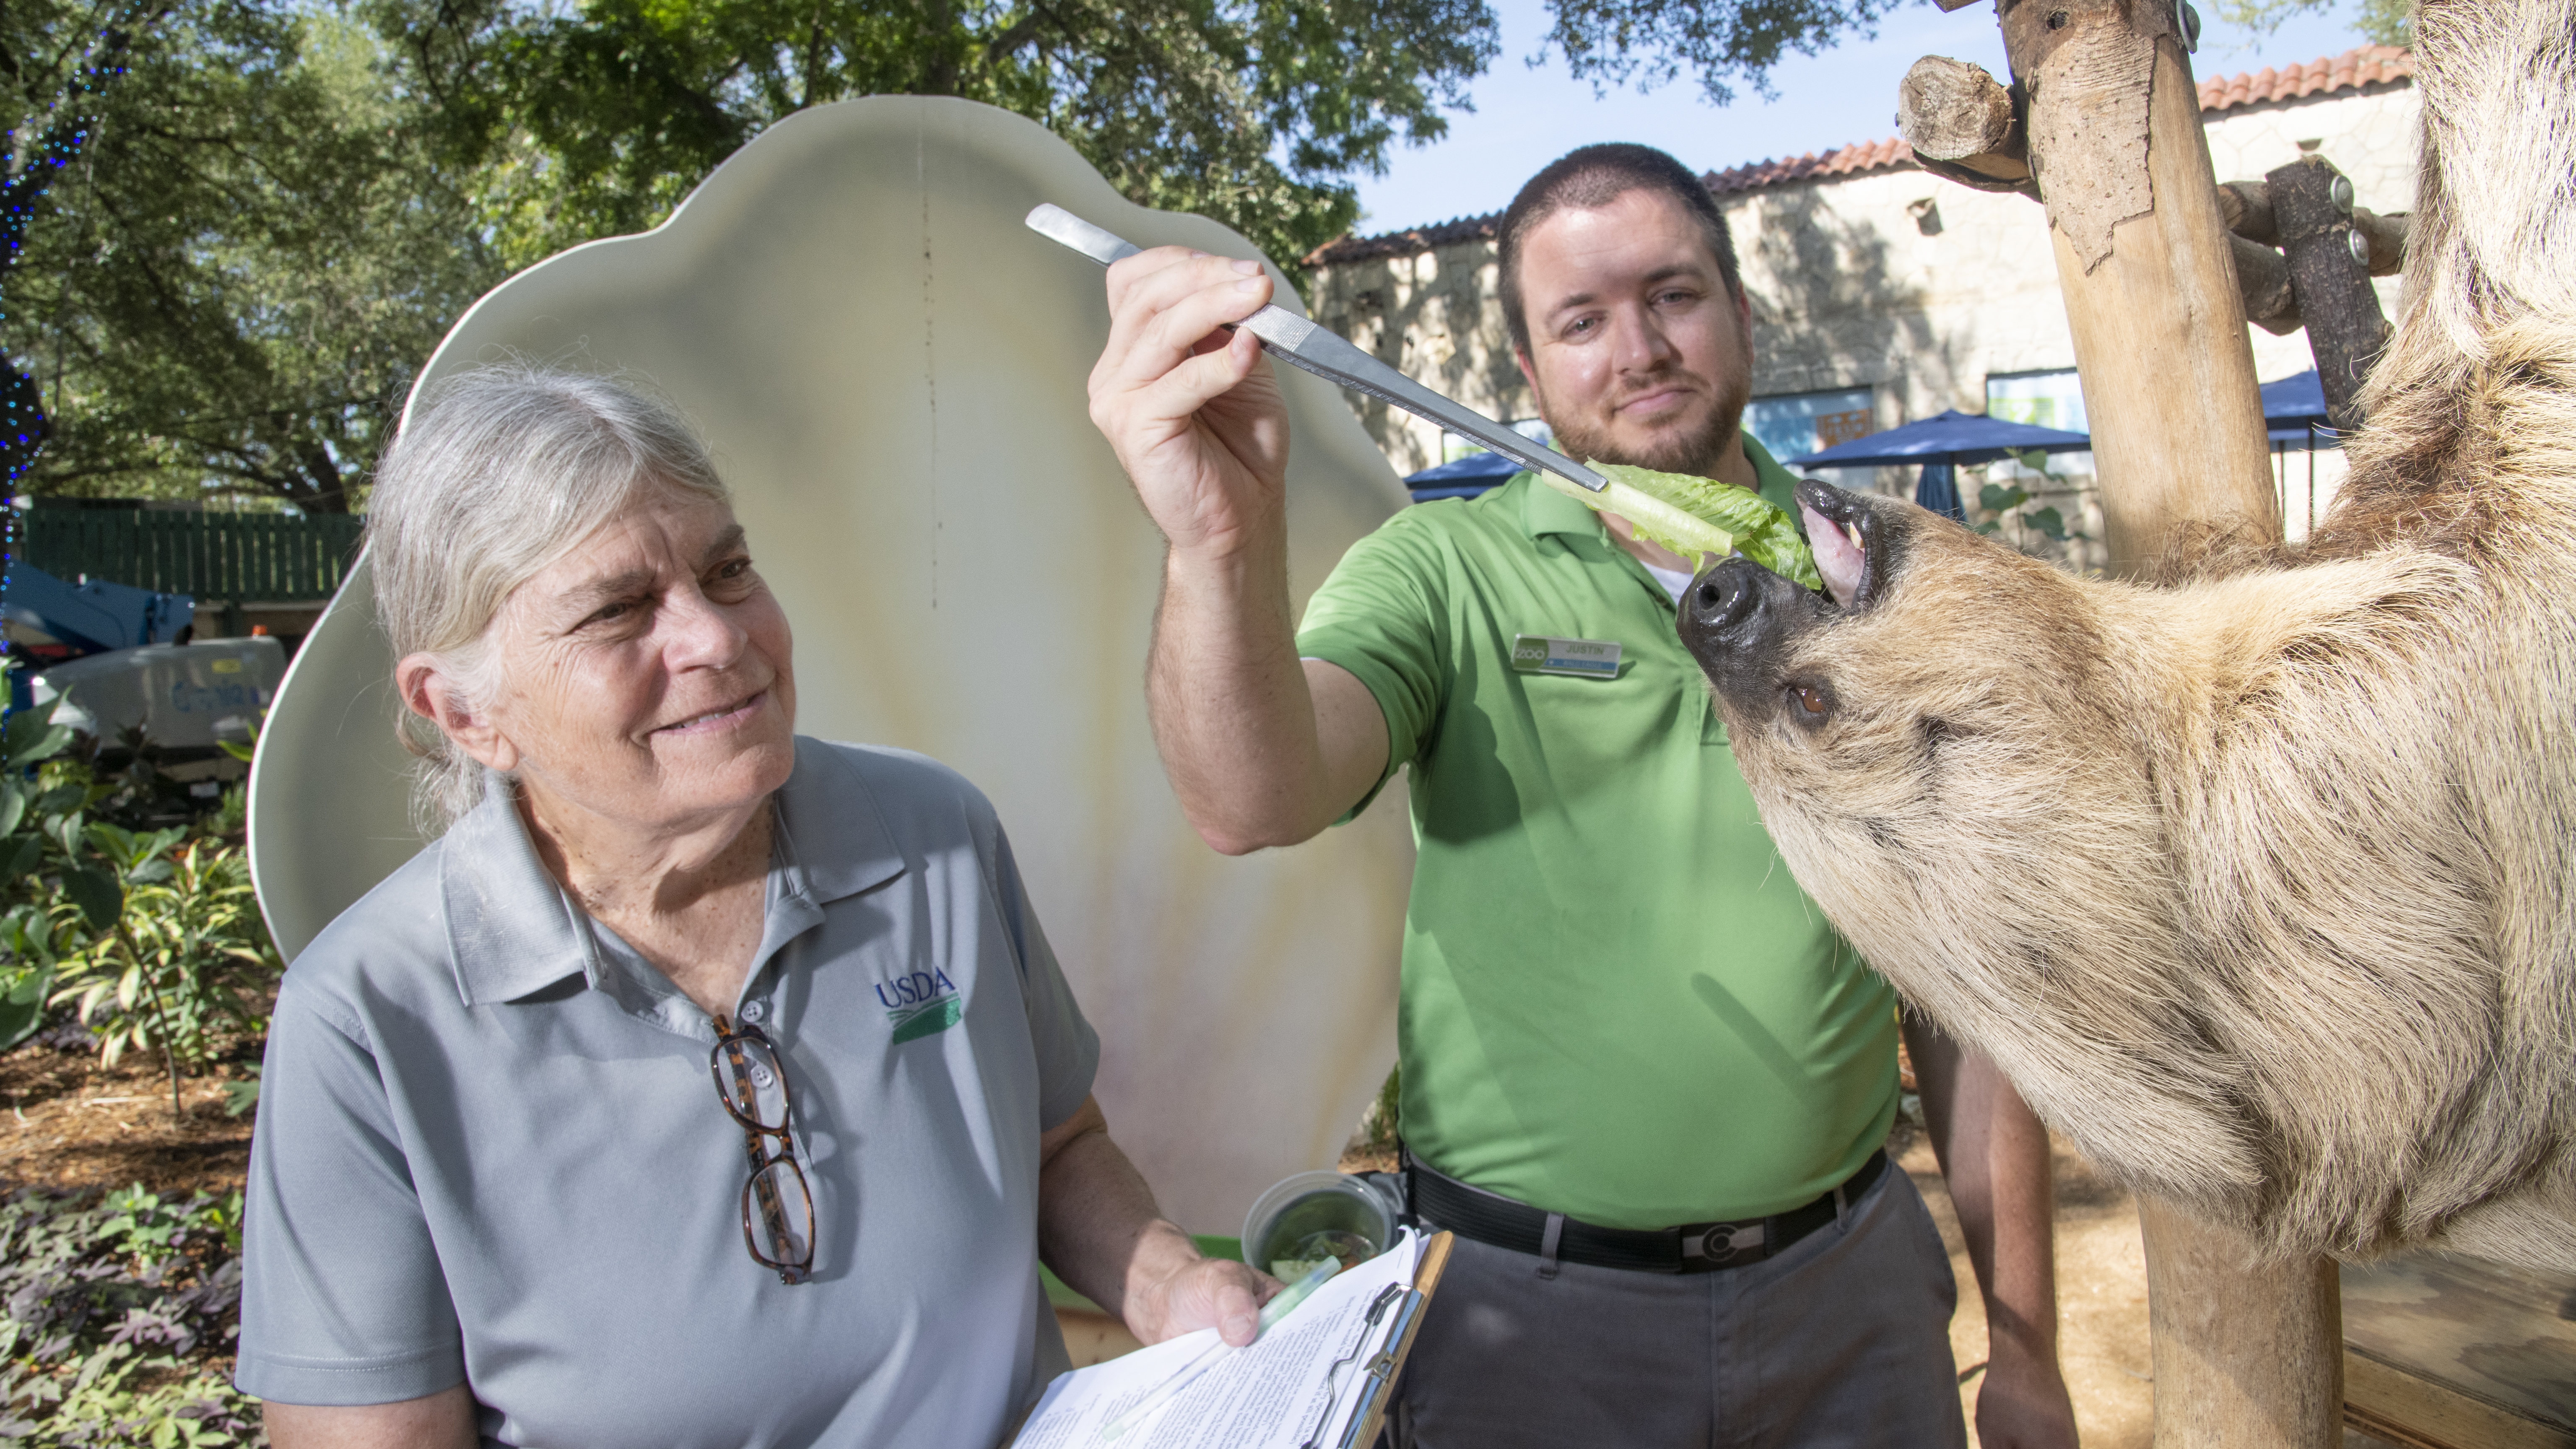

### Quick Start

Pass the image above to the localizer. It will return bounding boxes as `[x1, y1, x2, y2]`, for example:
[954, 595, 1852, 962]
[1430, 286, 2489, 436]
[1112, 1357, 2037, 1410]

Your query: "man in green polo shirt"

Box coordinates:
[1085, 143, 2077, 1447]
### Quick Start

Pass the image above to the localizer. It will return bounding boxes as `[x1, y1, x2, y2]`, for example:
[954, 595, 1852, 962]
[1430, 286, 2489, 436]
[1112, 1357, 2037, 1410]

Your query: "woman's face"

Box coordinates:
[474, 488, 797, 834]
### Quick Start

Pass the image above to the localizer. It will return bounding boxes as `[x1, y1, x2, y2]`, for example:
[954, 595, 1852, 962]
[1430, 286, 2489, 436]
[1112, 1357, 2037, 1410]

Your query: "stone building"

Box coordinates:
[1300, 46, 2419, 567]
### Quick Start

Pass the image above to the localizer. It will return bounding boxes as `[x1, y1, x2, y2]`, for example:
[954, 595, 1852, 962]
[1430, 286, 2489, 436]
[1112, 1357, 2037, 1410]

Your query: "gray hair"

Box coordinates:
[366, 364, 730, 834]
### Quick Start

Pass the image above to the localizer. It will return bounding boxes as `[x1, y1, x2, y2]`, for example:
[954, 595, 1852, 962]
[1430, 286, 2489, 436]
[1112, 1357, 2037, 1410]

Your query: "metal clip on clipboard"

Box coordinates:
[1328, 1287, 1427, 1449]
[1297, 1233, 1455, 1449]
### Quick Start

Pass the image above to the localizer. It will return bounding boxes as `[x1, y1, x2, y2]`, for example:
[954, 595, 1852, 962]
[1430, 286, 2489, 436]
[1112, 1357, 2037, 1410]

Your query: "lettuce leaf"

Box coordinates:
[1533, 463, 1823, 591]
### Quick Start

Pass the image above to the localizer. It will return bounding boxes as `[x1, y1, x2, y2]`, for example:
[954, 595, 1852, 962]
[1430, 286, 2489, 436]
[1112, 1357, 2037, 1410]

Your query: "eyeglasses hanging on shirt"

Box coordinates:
[710, 1016, 816, 1284]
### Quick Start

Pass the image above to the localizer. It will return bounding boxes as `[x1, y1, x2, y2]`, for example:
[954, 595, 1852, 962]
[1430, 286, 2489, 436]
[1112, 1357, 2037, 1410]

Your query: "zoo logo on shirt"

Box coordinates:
[876, 968, 963, 1043]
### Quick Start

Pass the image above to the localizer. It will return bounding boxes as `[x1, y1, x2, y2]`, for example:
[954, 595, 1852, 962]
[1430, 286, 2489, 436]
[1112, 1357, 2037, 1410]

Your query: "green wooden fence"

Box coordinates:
[22, 509, 364, 602]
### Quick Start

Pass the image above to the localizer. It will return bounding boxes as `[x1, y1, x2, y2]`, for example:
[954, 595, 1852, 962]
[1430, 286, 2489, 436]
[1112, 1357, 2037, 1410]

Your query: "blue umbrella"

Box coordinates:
[1915, 462, 1967, 522]
[1782, 410, 2093, 469]
[2261, 370, 2339, 447]
[1785, 410, 2091, 525]
[1403, 449, 1525, 503]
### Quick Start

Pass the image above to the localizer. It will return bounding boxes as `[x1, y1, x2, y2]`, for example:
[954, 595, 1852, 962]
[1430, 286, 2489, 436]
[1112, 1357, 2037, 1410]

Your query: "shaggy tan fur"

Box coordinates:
[1686, 0, 2576, 1270]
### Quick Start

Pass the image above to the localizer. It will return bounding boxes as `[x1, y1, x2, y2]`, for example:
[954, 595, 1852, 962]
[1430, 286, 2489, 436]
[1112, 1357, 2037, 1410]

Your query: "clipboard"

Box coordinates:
[1011, 1228, 1455, 1449]
[1326, 1231, 1454, 1449]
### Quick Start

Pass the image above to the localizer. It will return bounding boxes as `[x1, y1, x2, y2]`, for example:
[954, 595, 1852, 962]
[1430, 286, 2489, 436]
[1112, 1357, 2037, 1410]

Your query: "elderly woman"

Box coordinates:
[235, 366, 1267, 1448]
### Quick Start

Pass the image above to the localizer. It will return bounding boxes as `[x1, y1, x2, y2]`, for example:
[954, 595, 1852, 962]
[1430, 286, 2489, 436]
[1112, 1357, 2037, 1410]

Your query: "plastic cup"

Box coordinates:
[1241, 1171, 1404, 1279]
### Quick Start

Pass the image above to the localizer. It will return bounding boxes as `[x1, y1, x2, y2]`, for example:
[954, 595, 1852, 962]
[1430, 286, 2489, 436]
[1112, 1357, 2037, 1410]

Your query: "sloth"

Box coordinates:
[1678, 0, 2576, 1272]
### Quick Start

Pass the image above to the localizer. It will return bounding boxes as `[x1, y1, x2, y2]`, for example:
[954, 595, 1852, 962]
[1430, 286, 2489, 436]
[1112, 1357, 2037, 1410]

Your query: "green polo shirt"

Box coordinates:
[1297, 437, 1897, 1228]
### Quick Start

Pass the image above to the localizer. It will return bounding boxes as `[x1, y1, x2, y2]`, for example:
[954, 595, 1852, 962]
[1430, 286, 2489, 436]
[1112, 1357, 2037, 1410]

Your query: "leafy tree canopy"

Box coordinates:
[376, 0, 1501, 273]
[3, 0, 500, 511]
[1541, 0, 1904, 105]
[4, 0, 1916, 510]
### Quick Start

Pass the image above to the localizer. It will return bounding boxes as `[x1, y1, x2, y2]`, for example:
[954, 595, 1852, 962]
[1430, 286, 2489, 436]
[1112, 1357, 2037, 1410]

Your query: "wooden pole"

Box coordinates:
[2228, 231, 2301, 335]
[2141, 1200, 2346, 1448]
[1996, 0, 2278, 573]
[1985, 0, 2338, 1443]
[1897, 56, 2036, 193]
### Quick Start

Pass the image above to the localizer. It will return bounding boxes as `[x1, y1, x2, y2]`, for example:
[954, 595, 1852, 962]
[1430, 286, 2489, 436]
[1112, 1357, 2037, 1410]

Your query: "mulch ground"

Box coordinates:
[0, 1036, 260, 1198]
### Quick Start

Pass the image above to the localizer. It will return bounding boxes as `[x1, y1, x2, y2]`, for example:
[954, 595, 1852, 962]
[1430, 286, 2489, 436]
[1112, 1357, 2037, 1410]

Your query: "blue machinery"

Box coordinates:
[3, 560, 193, 655]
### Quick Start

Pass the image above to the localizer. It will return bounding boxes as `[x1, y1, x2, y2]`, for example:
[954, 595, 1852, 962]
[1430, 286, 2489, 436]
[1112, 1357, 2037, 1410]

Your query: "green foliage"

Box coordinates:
[0, 675, 282, 1080]
[190, 783, 248, 845]
[1974, 449, 2088, 555]
[1356, 1061, 1400, 1153]
[0, 967, 47, 1054]
[218, 1062, 259, 1119]
[4, 0, 503, 511]
[2212, 0, 2410, 49]
[1541, 462, 1823, 587]
[6, 0, 1496, 500]
[6, 0, 1907, 506]
[0, 696, 75, 1052]
[372, 0, 1500, 274]
[1543, 0, 1906, 104]
[0, 1185, 261, 1446]
[0, 697, 104, 1052]
[49, 830, 279, 1072]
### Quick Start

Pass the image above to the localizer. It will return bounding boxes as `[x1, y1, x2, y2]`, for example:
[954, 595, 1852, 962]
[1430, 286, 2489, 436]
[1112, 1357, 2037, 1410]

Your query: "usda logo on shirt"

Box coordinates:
[875, 968, 963, 1043]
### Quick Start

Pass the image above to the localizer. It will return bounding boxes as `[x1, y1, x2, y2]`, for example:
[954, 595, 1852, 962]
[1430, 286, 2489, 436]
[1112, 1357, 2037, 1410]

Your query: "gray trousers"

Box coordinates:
[1382, 1164, 1968, 1449]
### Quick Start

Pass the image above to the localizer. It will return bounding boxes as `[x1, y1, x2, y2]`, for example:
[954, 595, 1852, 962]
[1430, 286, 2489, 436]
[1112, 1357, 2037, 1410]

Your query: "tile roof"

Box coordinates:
[1307, 44, 2414, 267]
[2199, 44, 2412, 113]
[1304, 212, 1502, 265]
[1703, 135, 1918, 197]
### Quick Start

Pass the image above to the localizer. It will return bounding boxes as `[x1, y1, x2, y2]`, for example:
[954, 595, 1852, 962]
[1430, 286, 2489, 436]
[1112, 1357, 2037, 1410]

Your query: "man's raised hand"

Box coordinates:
[1093, 248, 1369, 854]
[1086, 247, 1292, 560]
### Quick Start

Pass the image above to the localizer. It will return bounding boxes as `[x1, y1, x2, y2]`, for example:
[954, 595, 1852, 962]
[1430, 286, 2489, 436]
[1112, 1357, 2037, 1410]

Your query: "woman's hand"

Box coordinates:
[1036, 1094, 1281, 1346]
[1119, 1221, 1281, 1347]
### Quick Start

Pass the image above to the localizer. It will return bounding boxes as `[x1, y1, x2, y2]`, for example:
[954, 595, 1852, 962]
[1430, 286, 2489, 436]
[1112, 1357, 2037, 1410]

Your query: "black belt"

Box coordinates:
[1404, 1148, 1888, 1275]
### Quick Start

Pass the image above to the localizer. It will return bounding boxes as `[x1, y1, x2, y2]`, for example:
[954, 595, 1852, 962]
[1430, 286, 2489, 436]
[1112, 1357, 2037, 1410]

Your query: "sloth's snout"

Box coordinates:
[1682, 556, 1782, 654]
[1687, 564, 1761, 634]
[1678, 555, 1833, 719]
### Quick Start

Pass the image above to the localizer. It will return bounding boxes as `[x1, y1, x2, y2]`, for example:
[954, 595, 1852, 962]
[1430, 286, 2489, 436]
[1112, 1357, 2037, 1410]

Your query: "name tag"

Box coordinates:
[1510, 634, 1622, 678]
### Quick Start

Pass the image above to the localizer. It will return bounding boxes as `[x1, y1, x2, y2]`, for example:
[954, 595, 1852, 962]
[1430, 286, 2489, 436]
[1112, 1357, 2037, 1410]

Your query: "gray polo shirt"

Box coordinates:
[236, 737, 1100, 1449]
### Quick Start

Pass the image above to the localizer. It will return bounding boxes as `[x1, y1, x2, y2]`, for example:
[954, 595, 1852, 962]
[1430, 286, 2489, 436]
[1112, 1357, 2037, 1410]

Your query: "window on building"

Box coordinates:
[1984, 369, 2089, 434]
[1983, 369, 2096, 487]
[1746, 388, 1876, 466]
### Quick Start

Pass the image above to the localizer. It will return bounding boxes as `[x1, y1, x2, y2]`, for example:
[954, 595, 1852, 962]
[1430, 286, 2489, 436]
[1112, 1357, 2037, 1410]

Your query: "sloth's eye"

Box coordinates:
[1789, 683, 1834, 725]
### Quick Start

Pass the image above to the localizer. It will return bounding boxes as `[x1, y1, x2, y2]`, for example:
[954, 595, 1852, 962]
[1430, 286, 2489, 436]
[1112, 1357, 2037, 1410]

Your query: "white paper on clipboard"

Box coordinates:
[1012, 1230, 1427, 1449]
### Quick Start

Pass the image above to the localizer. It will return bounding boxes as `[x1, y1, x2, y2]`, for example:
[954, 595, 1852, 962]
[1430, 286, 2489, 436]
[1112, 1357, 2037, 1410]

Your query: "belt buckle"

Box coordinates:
[1683, 1220, 1766, 1267]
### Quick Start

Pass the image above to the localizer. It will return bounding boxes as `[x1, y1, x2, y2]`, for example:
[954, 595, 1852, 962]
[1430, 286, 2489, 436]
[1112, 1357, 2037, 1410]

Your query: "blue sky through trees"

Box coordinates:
[1348, 0, 2380, 234]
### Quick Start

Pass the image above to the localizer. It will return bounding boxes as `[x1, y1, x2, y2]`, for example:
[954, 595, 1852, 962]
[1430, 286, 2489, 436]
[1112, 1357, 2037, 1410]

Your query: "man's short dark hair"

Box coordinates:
[1496, 143, 1744, 358]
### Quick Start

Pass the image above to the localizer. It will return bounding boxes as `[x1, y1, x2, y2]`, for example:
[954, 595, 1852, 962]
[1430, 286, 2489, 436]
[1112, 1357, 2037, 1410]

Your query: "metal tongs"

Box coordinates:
[1026, 203, 1607, 493]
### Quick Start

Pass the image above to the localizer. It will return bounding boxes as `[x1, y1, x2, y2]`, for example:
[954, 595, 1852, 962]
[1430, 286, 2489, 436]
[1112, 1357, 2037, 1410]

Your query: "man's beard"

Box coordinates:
[1544, 366, 1753, 478]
